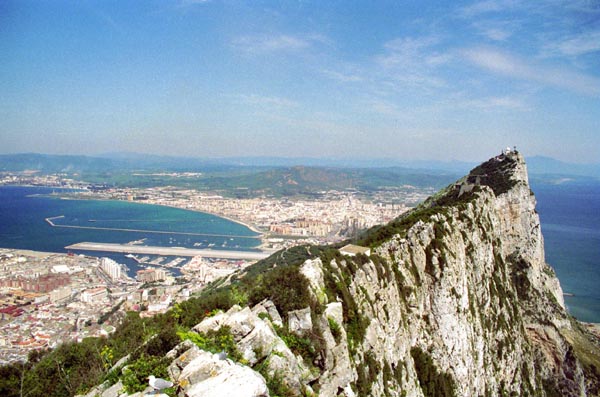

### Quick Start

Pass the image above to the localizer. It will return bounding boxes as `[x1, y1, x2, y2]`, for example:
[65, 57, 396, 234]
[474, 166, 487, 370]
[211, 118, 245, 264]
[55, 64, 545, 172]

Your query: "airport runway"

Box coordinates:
[65, 242, 271, 260]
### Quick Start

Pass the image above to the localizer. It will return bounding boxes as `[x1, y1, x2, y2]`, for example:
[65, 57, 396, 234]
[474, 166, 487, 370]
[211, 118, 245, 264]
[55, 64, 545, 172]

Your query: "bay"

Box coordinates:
[0, 186, 260, 276]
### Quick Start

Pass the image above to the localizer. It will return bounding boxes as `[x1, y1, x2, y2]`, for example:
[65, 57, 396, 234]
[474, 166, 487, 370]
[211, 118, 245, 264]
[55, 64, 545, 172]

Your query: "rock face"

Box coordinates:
[278, 151, 597, 396]
[192, 303, 314, 393]
[81, 152, 600, 396]
[333, 151, 580, 396]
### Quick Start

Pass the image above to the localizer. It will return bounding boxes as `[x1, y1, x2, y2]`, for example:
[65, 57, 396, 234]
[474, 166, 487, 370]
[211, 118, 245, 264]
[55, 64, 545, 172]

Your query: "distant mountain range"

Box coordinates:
[195, 166, 459, 196]
[1, 152, 598, 181]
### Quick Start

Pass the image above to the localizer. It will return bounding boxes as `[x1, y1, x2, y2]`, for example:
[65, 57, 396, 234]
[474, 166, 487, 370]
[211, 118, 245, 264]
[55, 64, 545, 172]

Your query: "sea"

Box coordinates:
[0, 186, 260, 277]
[0, 183, 598, 322]
[532, 180, 600, 323]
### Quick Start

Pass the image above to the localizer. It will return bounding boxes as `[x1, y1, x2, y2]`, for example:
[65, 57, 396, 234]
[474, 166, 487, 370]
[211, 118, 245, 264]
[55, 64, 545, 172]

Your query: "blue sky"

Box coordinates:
[1, 0, 599, 162]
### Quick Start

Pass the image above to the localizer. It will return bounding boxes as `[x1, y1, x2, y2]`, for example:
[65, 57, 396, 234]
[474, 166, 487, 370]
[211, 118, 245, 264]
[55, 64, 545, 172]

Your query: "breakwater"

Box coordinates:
[45, 215, 65, 225]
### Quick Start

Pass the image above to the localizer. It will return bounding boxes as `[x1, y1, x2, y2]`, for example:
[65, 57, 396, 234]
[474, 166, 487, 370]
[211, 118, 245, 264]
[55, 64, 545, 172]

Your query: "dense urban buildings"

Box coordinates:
[0, 171, 433, 364]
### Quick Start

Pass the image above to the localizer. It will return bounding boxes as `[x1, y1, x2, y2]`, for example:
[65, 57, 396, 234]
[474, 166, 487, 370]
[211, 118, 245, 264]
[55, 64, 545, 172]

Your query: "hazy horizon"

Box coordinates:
[2, 1, 599, 162]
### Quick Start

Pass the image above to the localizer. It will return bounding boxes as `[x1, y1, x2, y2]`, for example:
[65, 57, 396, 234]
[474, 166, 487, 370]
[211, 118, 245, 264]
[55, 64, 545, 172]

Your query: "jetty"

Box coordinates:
[65, 242, 271, 260]
[45, 215, 65, 226]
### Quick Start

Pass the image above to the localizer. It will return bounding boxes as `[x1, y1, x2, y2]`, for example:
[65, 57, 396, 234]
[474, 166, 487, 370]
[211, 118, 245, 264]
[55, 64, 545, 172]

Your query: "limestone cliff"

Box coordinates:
[82, 152, 600, 397]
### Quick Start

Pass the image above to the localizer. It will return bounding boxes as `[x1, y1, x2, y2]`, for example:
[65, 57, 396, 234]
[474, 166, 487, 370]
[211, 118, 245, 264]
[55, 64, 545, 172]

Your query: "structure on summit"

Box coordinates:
[67, 152, 600, 396]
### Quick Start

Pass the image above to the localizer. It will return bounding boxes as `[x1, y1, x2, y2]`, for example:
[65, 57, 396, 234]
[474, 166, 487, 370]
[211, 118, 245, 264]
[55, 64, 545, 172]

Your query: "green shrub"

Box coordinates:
[469, 155, 518, 196]
[121, 354, 172, 395]
[175, 289, 236, 328]
[177, 326, 243, 362]
[327, 317, 342, 343]
[254, 361, 295, 397]
[273, 324, 320, 365]
[249, 265, 313, 317]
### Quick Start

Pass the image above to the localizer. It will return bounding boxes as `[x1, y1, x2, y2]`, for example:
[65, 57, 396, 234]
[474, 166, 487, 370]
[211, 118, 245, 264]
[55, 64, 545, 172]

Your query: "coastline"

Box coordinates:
[25, 185, 264, 238]
[201, 211, 264, 235]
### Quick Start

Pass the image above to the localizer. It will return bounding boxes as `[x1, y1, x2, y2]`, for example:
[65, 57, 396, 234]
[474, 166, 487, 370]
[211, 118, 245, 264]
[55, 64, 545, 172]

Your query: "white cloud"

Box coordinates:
[463, 48, 523, 75]
[425, 53, 454, 66]
[483, 28, 512, 41]
[466, 96, 530, 111]
[471, 20, 516, 41]
[459, 0, 520, 17]
[368, 99, 401, 117]
[544, 30, 600, 57]
[233, 94, 299, 109]
[375, 36, 451, 89]
[462, 47, 600, 96]
[379, 36, 441, 66]
[232, 34, 316, 54]
[321, 69, 363, 83]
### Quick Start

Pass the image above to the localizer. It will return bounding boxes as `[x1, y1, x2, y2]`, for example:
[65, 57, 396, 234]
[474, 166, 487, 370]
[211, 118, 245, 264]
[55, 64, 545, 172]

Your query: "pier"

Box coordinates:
[65, 242, 271, 260]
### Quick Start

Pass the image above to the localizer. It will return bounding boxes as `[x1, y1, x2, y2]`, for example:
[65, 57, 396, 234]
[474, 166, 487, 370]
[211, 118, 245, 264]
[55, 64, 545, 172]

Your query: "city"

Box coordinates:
[0, 171, 433, 364]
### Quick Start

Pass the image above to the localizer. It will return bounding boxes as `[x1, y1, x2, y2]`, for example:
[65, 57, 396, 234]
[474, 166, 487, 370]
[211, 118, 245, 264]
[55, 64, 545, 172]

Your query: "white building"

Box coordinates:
[81, 287, 107, 304]
[100, 257, 122, 281]
[51, 264, 70, 274]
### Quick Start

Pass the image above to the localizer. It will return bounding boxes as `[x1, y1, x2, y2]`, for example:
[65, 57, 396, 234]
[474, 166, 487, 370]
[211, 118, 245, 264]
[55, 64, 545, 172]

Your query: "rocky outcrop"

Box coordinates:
[80, 151, 600, 396]
[275, 151, 596, 396]
[174, 348, 268, 397]
[192, 303, 314, 394]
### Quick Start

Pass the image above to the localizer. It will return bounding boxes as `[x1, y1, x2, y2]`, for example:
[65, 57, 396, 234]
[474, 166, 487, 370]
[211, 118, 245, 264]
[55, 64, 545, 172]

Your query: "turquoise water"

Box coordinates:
[532, 181, 600, 323]
[0, 186, 260, 276]
[1, 183, 598, 322]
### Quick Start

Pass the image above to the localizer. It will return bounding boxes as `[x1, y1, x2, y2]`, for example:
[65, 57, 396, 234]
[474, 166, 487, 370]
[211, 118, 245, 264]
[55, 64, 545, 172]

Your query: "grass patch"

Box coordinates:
[328, 317, 342, 343]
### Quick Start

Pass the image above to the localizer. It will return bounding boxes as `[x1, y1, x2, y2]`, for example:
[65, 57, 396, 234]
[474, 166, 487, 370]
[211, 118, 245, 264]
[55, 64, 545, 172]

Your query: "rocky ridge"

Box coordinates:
[82, 151, 600, 397]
